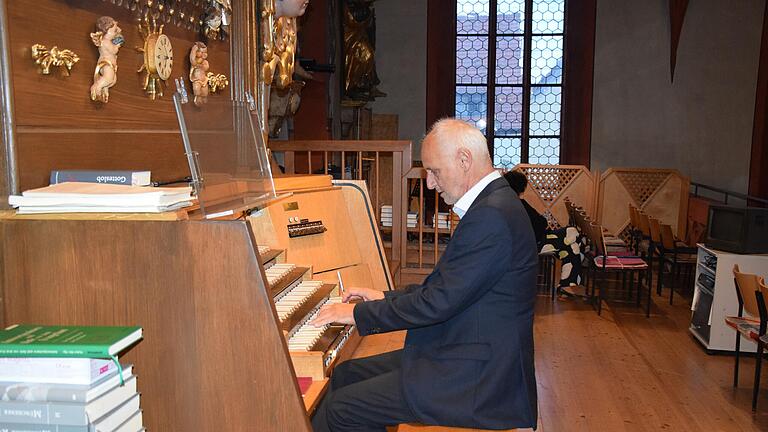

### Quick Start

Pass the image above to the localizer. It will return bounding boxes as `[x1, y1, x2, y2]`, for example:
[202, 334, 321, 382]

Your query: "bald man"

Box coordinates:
[310, 118, 538, 431]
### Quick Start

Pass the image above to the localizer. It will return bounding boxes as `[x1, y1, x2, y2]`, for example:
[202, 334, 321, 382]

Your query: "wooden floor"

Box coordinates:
[352, 287, 768, 431]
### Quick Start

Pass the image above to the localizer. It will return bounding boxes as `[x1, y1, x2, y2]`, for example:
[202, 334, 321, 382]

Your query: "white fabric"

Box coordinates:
[452, 171, 501, 219]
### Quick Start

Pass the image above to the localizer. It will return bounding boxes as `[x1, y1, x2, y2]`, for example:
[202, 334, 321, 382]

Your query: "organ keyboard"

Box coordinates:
[259, 245, 362, 382]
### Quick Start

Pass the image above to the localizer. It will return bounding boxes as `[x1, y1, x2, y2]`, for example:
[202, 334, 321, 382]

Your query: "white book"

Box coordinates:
[9, 183, 192, 208]
[114, 409, 143, 432]
[15, 201, 192, 214]
[0, 376, 137, 425]
[0, 365, 134, 403]
[0, 359, 116, 386]
[92, 393, 140, 432]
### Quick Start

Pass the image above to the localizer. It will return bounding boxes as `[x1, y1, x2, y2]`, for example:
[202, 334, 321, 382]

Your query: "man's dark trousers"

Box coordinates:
[311, 350, 417, 432]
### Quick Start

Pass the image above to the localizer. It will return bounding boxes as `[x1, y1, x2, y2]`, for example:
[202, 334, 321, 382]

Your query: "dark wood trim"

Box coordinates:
[425, 0, 456, 131]
[293, 0, 331, 140]
[751, 1, 768, 201]
[561, 0, 596, 167]
[520, 0, 533, 163]
[485, 0, 498, 154]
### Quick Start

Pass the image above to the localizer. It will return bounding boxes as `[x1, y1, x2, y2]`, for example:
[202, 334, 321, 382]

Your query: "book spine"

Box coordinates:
[0, 347, 109, 358]
[48, 171, 142, 186]
[0, 402, 87, 426]
[0, 423, 88, 432]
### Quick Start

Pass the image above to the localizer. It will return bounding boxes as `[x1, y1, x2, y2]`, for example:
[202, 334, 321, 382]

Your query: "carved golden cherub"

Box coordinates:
[189, 42, 210, 106]
[31, 44, 79, 76]
[89, 16, 124, 103]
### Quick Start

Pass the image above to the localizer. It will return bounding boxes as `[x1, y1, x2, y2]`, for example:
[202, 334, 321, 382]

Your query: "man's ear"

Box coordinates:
[457, 147, 472, 171]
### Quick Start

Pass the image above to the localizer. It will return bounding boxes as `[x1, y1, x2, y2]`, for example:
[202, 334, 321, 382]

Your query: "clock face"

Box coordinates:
[153, 34, 173, 80]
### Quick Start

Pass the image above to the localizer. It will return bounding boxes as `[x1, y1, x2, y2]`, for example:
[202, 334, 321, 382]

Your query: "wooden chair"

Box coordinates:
[657, 222, 697, 304]
[725, 265, 765, 411]
[648, 218, 664, 296]
[587, 222, 649, 316]
[628, 204, 642, 253]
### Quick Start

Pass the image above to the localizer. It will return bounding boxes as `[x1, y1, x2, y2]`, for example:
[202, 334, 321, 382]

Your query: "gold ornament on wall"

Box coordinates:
[90, 16, 124, 103]
[207, 72, 229, 93]
[189, 42, 210, 106]
[258, 0, 309, 135]
[30, 44, 79, 76]
[136, 17, 174, 100]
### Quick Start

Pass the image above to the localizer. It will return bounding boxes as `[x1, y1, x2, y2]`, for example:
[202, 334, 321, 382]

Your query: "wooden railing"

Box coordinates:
[401, 167, 458, 276]
[268, 140, 413, 284]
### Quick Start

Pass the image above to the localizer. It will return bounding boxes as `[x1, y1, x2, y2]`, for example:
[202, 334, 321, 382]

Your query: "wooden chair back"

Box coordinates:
[734, 264, 762, 318]
[649, 218, 662, 244]
[759, 277, 768, 324]
[637, 212, 651, 238]
[629, 204, 639, 229]
[589, 222, 607, 257]
[660, 223, 678, 250]
[574, 210, 592, 238]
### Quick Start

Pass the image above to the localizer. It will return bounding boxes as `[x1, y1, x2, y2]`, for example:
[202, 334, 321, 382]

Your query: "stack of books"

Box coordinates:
[0, 324, 145, 432]
[8, 183, 193, 214]
[433, 212, 459, 230]
[380, 205, 393, 227]
[380, 206, 418, 228]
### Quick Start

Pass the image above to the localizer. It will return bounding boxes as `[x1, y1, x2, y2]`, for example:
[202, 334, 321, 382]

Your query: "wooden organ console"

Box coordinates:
[0, 0, 395, 429]
[0, 175, 392, 431]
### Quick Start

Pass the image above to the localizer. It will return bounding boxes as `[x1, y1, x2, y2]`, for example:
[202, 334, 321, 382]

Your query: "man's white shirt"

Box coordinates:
[452, 171, 502, 220]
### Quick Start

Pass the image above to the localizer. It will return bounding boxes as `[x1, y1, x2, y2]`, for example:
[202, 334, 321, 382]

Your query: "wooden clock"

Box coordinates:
[137, 20, 173, 99]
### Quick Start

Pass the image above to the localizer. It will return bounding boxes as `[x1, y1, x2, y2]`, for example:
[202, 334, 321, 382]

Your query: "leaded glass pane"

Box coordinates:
[495, 87, 523, 135]
[456, 86, 488, 134]
[456, 36, 489, 84]
[529, 86, 561, 135]
[531, 36, 562, 84]
[457, 0, 490, 34]
[529, 138, 560, 165]
[495, 37, 524, 85]
[497, 0, 525, 33]
[494, 138, 522, 168]
[533, 0, 564, 34]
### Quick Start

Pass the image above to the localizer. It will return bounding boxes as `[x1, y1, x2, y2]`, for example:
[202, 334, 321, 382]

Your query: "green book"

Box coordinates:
[0, 325, 142, 358]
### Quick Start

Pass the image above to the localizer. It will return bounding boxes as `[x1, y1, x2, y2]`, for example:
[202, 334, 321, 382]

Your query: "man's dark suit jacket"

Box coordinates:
[354, 177, 539, 429]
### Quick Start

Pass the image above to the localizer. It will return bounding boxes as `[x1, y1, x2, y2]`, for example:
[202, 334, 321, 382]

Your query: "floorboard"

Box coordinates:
[353, 286, 768, 431]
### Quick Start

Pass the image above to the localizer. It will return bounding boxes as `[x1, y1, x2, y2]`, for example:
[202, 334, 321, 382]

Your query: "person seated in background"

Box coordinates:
[504, 170, 586, 298]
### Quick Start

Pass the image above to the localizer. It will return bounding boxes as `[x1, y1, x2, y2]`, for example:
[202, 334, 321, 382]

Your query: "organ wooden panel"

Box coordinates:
[0, 219, 312, 431]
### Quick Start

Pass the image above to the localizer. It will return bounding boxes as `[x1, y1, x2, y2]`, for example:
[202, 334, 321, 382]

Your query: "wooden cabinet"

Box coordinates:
[690, 244, 768, 352]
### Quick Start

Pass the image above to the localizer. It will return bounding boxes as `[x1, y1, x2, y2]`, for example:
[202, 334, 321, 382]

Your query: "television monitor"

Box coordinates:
[706, 205, 768, 254]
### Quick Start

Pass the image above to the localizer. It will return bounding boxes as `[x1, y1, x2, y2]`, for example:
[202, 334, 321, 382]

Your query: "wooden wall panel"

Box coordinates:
[16, 132, 189, 190]
[5, 0, 231, 191]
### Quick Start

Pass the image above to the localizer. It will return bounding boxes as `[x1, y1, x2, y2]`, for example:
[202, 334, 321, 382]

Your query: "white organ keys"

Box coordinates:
[265, 263, 296, 286]
[274, 280, 324, 321]
[287, 296, 343, 351]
